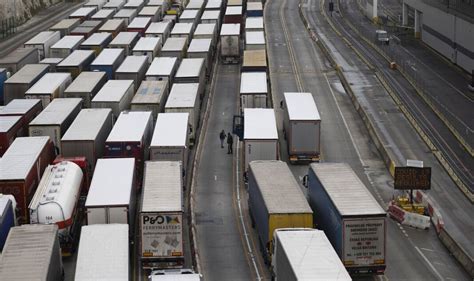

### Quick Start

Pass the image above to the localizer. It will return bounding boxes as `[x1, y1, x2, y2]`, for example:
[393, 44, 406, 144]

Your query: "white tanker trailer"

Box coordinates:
[29, 161, 83, 256]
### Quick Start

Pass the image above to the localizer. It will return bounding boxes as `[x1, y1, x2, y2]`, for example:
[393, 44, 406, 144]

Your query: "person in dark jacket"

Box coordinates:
[219, 130, 226, 148]
[227, 133, 233, 154]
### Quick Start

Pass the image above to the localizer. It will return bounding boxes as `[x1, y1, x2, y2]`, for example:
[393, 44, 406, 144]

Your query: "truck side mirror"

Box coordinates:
[302, 175, 308, 188]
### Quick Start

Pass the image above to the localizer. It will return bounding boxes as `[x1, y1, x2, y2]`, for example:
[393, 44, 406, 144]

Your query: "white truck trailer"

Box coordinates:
[283, 92, 321, 163]
[240, 71, 268, 111]
[219, 24, 240, 64]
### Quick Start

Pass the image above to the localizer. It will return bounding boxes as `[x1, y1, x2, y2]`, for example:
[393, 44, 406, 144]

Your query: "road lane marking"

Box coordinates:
[415, 246, 445, 281]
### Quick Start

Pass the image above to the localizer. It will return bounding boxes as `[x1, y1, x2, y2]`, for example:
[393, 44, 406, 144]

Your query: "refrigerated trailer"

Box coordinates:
[56, 50, 96, 78]
[91, 8, 115, 22]
[128, 17, 152, 36]
[139, 6, 162, 22]
[165, 83, 199, 143]
[193, 23, 217, 50]
[103, 0, 126, 11]
[219, 24, 240, 64]
[131, 80, 169, 121]
[245, 31, 266, 50]
[272, 229, 352, 281]
[201, 10, 221, 27]
[174, 58, 205, 97]
[0, 99, 43, 136]
[90, 48, 125, 79]
[0, 136, 55, 223]
[25, 72, 72, 107]
[179, 9, 200, 27]
[133, 37, 162, 63]
[187, 39, 213, 75]
[115, 56, 148, 91]
[80, 32, 113, 55]
[224, 6, 243, 24]
[70, 20, 103, 38]
[0, 116, 23, 156]
[75, 224, 129, 281]
[306, 163, 387, 274]
[49, 35, 85, 59]
[0, 225, 63, 281]
[50, 18, 81, 36]
[245, 17, 264, 32]
[283, 92, 321, 163]
[140, 161, 184, 269]
[243, 108, 278, 171]
[150, 113, 189, 165]
[247, 2, 263, 17]
[61, 108, 113, 171]
[109, 31, 140, 54]
[161, 37, 188, 61]
[145, 21, 172, 43]
[91, 79, 135, 118]
[64, 71, 107, 107]
[29, 161, 83, 256]
[28, 98, 82, 153]
[98, 19, 126, 37]
[85, 158, 136, 226]
[114, 8, 138, 25]
[242, 49, 267, 72]
[3, 64, 49, 103]
[248, 160, 313, 262]
[0, 47, 39, 74]
[240, 72, 268, 110]
[24, 31, 61, 59]
[170, 23, 194, 46]
[105, 111, 153, 175]
[146, 56, 178, 82]
[69, 7, 96, 21]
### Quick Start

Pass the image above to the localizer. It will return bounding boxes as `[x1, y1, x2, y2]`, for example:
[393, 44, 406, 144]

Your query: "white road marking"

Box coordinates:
[214, 175, 217, 181]
[420, 247, 435, 252]
[415, 246, 445, 281]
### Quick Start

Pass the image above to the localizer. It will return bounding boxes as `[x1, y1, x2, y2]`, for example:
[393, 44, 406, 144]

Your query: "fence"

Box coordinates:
[0, 17, 17, 39]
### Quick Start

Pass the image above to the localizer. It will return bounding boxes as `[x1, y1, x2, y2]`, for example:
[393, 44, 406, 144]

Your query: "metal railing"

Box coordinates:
[0, 17, 17, 39]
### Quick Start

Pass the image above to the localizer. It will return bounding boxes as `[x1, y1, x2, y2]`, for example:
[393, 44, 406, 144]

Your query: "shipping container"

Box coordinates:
[125, 0, 146, 10]
[64, 71, 107, 107]
[39, 57, 63, 72]
[24, 31, 61, 59]
[187, 39, 212, 74]
[272, 229, 352, 281]
[56, 50, 95, 78]
[80, 32, 113, 55]
[161, 37, 188, 61]
[0, 99, 43, 136]
[150, 112, 189, 164]
[128, 16, 152, 36]
[50, 18, 81, 36]
[109, 31, 140, 55]
[131, 80, 169, 120]
[200, 10, 220, 27]
[50, 35, 85, 59]
[114, 8, 138, 25]
[243, 108, 278, 171]
[91, 80, 135, 118]
[242, 49, 267, 72]
[3, 64, 49, 103]
[245, 17, 264, 32]
[103, 0, 126, 11]
[29, 161, 83, 256]
[193, 23, 217, 50]
[61, 108, 113, 171]
[219, 24, 240, 64]
[0, 116, 23, 156]
[240, 72, 268, 110]
[145, 21, 172, 43]
[140, 161, 184, 269]
[283, 92, 320, 162]
[146, 56, 178, 82]
[133, 37, 162, 63]
[139, 6, 162, 22]
[105, 111, 153, 175]
[245, 31, 266, 50]
[84, 0, 107, 11]
[224, 6, 243, 25]
[248, 160, 313, 261]
[247, 2, 263, 17]
[164, 83, 199, 143]
[0, 224, 63, 281]
[75, 224, 129, 281]
[98, 19, 126, 37]
[0, 136, 54, 222]
[174, 58, 205, 97]
[0, 195, 15, 252]
[115, 56, 148, 91]
[69, 7, 96, 21]
[0, 47, 39, 74]
[91, 8, 115, 22]
[29, 98, 82, 153]
[85, 158, 136, 225]
[306, 163, 387, 274]
[90, 48, 125, 79]
[25, 72, 72, 107]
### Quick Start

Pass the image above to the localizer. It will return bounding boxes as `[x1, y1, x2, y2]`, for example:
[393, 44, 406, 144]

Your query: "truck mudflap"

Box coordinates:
[289, 154, 320, 164]
[345, 263, 386, 275]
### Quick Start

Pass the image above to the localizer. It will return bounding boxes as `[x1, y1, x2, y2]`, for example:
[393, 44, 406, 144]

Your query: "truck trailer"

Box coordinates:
[0, 47, 39, 74]
[0, 195, 16, 252]
[0, 99, 43, 136]
[0, 116, 24, 156]
[24, 72, 73, 107]
[24, 31, 61, 59]
[90, 48, 125, 79]
[219, 24, 240, 64]
[56, 50, 96, 78]
[150, 113, 189, 166]
[3, 64, 49, 103]
[115, 55, 149, 91]
[240, 72, 268, 110]
[63, 71, 107, 107]
[91, 79, 135, 118]
[131, 80, 169, 121]
[306, 163, 387, 274]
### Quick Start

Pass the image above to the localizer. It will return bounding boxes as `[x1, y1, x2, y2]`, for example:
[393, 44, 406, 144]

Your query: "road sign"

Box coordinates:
[394, 167, 431, 190]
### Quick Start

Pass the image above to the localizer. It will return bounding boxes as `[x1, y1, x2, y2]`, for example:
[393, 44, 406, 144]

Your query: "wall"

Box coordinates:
[0, 0, 64, 24]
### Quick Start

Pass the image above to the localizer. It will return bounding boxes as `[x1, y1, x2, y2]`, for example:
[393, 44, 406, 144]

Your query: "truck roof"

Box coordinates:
[194, 23, 216, 36]
[81, 32, 112, 46]
[146, 21, 172, 34]
[309, 163, 386, 216]
[162, 37, 187, 51]
[106, 111, 152, 142]
[142, 161, 183, 212]
[220, 24, 240, 36]
[114, 8, 137, 18]
[188, 39, 212, 53]
[62, 108, 112, 141]
[116, 55, 147, 73]
[171, 23, 194, 35]
[225, 6, 242, 15]
[92, 79, 134, 102]
[244, 108, 277, 139]
[57, 50, 95, 67]
[146, 57, 178, 76]
[91, 48, 124, 65]
[0, 99, 41, 115]
[99, 19, 125, 31]
[284, 92, 320, 121]
[139, 6, 160, 16]
[151, 113, 189, 147]
[0, 224, 59, 280]
[132, 80, 168, 104]
[175, 58, 204, 78]
[85, 158, 135, 206]
[245, 17, 263, 29]
[25, 72, 71, 94]
[91, 9, 115, 19]
[128, 16, 151, 29]
[75, 224, 129, 281]
[180, 9, 199, 20]
[201, 10, 220, 20]
[275, 229, 351, 280]
[4, 64, 49, 84]
[29, 98, 81, 125]
[24, 31, 59, 45]
[65, 71, 106, 93]
[110, 31, 139, 45]
[186, 0, 204, 9]
[133, 37, 161, 51]
[243, 49, 267, 68]
[245, 31, 265, 45]
[165, 83, 199, 108]
[0, 115, 22, 133]
[206, 0, 222, 9]
[240, 72, 267, 94]
[70, 7, 96, 18]
[50, 18, 80, 30]
[51, 35, 84, 49]
[249, 161, 313, 214]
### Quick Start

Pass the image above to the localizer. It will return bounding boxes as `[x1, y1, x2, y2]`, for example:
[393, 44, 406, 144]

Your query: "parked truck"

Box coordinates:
[90, 48, 125, 79]
[165, 84, 199, 144]
[75, 224, 129, 281]
[0, 47, 39, 74]
[91, 79, 135, 118]
[0, 115, 24, 156]
[283, 92, 321, 163]
[3, 64, 49, 103]
[24, 72, 73, 107]
[0, 99, 43, 136]
[0, 224, 63, 280]
[29, 161, 84, 256]
[24, 31, 61, 59]
[0, 195, 16, 252]
[140, 161, 184, 269]
[219, 24, 240, 64]
[272, 228, 351, 281]
[115, 56, 148, 91]
[306, 163, 387, 274]
[248, 160, 313, 262]
[131, 80, 169, 121]
[63, 71, 107, 107]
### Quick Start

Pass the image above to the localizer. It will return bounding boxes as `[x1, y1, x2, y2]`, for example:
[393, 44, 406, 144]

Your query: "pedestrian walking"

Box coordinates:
[219, 130, 226, 148]
[227, 132, 233, 154]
